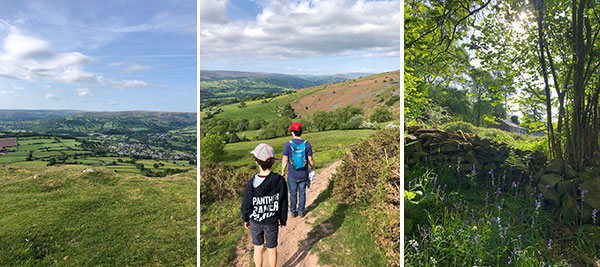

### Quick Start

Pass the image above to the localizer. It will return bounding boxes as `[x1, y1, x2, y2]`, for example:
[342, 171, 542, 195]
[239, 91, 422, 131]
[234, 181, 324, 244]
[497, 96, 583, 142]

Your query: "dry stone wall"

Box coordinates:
[405, 125, 600, 224]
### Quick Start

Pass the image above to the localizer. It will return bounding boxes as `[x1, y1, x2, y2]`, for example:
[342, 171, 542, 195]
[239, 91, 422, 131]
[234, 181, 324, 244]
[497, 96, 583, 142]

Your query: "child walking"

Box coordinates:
[241, 143, 288, 267]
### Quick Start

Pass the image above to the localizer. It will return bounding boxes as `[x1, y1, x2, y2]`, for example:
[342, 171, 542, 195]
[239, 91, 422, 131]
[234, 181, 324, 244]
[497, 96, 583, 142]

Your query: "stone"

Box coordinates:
[539, 174, 564, 187]
[538, 183, 560, 205]
[547, 159, 564, 174]
[405, 134, 417, 143]
[416, 128, 444, 134]
[560, 195, 579, 225]
[579, 178, 600, 210]
[557, 178, 580, 196]
[483, 163, 497, 174]
[412, 151, 428, 158]
[405, 140, 423, 153]
[440, 143, 462, 153]
[419, 132, 440, 140]
[565, 165, 577, 179]
[533, 168, 545, 184]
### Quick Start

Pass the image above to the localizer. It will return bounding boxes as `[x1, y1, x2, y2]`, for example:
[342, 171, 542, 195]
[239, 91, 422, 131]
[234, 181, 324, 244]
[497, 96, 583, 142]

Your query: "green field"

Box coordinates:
[1, 136, 195, 176]
[222, 129, 375, 167]
[0, 165, 196, 265]
[201, 86, 326, 120]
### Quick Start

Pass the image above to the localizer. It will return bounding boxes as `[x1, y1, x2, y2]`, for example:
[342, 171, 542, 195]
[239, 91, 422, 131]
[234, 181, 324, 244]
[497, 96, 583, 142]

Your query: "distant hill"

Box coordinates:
[199, 70, 372, 103]
[201, 70, 399, 121]
[0, 111, 196, 135]
[292, 71, 400, 117]
[0, 109, 84, 122]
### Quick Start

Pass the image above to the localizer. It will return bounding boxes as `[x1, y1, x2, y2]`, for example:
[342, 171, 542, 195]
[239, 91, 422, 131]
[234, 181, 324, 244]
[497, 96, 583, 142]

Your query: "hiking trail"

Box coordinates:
[232, 160, 342, 267]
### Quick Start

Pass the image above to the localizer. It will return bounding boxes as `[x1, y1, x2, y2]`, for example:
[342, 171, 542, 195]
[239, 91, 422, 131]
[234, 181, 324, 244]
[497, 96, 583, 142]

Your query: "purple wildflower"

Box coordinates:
[593, 209, 597, 224]
[443, 184, 447, 192]
[545, 184, 551, 189]
[581, 189, 589, 201]
[472, 163, 476, 174]
[548, 239, 552, 250]
[495, 187, 502, 196]
[473, 235, 479, 247]
[529, 174, 533, 185]
[433, 175, 438, 185]
[517, 234, 522, 242]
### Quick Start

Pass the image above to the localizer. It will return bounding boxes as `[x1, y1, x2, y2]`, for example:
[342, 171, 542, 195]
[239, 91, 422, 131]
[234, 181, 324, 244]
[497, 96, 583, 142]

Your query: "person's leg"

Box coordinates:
[288, 179, 298, 213]
[264, 223, 279, 267]
[253, 245, 263, 266]
[298, 180, 307, 214]
[250, 221, 265, 266]
[267, 247, 277, 267]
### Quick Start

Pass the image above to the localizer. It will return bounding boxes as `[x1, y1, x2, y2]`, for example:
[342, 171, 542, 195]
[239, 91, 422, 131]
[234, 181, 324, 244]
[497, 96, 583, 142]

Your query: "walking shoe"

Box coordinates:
[299, 212, 305, 217]
[291, 211, 298, 218]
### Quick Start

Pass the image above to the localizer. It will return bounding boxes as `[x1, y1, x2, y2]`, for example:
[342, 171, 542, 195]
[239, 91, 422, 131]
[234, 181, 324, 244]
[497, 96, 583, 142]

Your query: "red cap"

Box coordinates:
[288, 122, 303, 131]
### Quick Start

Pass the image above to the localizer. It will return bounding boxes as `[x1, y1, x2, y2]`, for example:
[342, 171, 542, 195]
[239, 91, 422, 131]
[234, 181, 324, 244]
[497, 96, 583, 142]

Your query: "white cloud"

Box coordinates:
[125, 64, 151, 72]
[12, 84, 24, 90]
[108, 101, 117, 105]
[201, 0, 229, 24]
[120, 79, 148, 89]
[76, 88, 93, 97]
[45, 93, 59, 99]
[108, 61, 126, 67]
[0, 33, 100, 84]
[200, 0, 400, 59]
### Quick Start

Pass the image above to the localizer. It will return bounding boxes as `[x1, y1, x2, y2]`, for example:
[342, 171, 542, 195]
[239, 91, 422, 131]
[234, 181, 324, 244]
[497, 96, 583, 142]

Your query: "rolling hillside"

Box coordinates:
[201, 70, 400, 121]
[0, 110, 84, 122]
[199, 70, 373, 103]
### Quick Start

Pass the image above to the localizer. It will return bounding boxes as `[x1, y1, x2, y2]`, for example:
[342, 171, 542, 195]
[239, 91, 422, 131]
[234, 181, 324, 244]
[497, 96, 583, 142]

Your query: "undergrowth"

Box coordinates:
[331, 128, 400, 266]
[405, 163, 600, 266]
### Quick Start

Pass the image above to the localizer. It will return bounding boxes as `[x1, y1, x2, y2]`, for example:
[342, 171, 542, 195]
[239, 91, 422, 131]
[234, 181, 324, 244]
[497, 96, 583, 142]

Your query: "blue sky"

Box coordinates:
[200, 0, 400, 75]
[0, 0, 196, 112]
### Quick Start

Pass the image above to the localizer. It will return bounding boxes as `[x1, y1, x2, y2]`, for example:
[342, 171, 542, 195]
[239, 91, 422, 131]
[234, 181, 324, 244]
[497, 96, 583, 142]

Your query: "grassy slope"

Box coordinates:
[222, 129, 375, 167]
[202, 71, 400, 121]
[0, 166, 196, 266]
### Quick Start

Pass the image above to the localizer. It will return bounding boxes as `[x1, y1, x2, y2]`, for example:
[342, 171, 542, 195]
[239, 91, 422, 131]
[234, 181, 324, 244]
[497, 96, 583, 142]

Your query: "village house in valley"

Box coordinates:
[488, 119, 527, 135]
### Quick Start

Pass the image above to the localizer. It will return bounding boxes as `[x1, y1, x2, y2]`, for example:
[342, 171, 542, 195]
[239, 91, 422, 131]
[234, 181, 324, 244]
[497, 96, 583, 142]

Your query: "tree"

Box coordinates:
[472, 0, 600, 169]
[229, 132, 240, 143]
[510, 115, 520, 125]
[341, 115, 364, 129]
[311, 110, 336, 131]
[153, 163, 159, 169]
[281, 103, 297, 119]
[370, 106, 394, 123]
[200, 135, 226, 162]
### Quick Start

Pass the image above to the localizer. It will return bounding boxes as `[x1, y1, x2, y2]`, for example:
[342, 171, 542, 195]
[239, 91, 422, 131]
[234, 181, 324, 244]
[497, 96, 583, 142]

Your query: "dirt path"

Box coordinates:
[232, 161, 342, 267]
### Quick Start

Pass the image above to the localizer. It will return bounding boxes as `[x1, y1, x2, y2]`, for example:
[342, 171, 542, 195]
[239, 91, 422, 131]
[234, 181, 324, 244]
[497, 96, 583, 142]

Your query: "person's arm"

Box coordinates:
[240, 182, 253, 229]
[308, 155, 315, 170]
[279, 176, 288, 226]
[281, 155, 288, 177]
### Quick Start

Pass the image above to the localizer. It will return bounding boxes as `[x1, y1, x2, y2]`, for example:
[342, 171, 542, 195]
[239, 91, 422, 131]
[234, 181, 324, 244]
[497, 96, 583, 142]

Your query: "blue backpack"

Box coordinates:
[289, 140, 307, 170]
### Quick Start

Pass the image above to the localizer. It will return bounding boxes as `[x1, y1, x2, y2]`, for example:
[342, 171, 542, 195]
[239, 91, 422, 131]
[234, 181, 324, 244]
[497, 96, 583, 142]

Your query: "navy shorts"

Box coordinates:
[250, 221, 279, 248]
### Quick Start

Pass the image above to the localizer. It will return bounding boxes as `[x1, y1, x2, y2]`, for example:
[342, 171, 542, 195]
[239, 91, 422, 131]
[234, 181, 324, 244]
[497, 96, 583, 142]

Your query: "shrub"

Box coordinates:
[200, 162, 253, 204]
[331, 128, 400, 265]
[385, 95, 400, 106]
[200, 135, 226, 162]
[341, 115, 364, 129]
[370, 106, 393, 123]
[441, 121, 476, 133]
[256, 117, 291, 140]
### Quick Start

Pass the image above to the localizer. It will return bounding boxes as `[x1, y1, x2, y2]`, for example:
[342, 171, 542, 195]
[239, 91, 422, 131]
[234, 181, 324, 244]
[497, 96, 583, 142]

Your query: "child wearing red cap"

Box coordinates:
[241, 143, 288, 267]
[281, 122, 315, 218]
